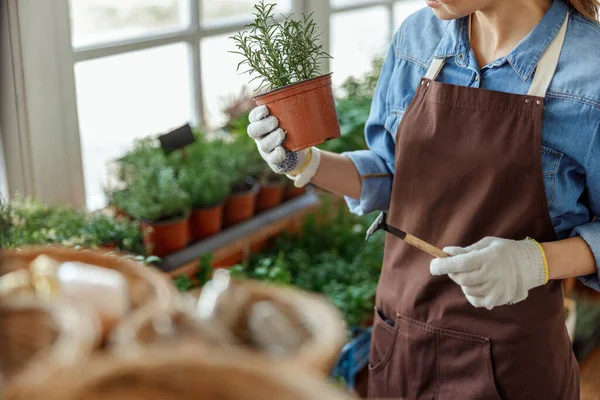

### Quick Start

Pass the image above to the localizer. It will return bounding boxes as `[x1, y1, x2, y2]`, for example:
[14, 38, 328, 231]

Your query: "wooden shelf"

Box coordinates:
[159, 190, 322, 277]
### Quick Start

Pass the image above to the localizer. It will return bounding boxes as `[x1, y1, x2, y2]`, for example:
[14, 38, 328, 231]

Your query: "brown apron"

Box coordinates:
[367, 13, 579, 400]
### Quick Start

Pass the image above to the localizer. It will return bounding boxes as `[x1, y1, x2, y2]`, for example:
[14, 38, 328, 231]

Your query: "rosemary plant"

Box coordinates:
[230, 1, 332, 92]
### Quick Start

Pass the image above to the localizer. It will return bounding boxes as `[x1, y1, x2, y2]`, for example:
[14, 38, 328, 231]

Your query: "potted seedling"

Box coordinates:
[225, 171, 261, 228]
[256, 168, 288, 212]
[179, 162, 231, 242]
[230, 1, 340, 151]
[218, 134, 260, 227]
[124, 166, 191, 257]
[284, 181, 307, 200]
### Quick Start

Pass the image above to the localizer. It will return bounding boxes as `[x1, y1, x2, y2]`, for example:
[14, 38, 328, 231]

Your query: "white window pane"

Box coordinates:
[75, 44, 192, 210]
[394, 0, 424, 28]
[201, 0, 292, 25]
[331, 0, 380, 9]
[70, 0, 185, 48]
[330, 7, 391, 87]
[201, 33, 255, 129]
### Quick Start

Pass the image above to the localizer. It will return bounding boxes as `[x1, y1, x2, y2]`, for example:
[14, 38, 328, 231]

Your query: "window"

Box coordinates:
[2, 0, 423, 209]
[330, 6, 391, 86]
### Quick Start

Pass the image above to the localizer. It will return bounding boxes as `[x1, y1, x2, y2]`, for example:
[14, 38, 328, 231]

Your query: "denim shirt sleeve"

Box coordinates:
[571, 122, 600, 291]
[342, 29, 399, 216]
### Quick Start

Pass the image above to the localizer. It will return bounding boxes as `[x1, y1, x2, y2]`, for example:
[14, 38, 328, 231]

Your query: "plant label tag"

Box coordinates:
[159, 123, 195, 152]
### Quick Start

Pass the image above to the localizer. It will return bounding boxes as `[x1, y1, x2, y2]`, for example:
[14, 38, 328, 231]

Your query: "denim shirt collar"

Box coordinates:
[433, 0, 570, 82]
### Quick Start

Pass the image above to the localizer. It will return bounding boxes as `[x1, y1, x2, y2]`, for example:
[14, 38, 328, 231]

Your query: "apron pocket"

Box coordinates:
[368, 307, 398, 370]
[435, 326, 502, 400]
[369, 313, 437, 400]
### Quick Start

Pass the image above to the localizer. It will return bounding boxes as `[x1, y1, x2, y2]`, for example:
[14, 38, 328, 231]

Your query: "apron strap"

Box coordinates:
[527, 12, 569, 98]
[424, 12, 569, 98]
[424, 57, 445, 80]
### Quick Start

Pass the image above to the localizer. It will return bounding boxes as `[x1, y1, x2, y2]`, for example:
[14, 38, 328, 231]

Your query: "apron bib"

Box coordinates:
[368, 13, 579, 400]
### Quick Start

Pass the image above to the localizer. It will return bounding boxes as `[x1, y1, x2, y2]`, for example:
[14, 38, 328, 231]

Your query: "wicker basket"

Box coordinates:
[168, 279, 347, 376]
[3, 346, 356, 400]
[0, 296, 101, 387]
[1, 246, 178, 325]
[107, 295, 225, 355]
[240, 280, 347, 374]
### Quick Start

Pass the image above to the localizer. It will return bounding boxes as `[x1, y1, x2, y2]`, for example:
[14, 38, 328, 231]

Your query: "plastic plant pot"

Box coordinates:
[140, 212, 190, 257]
[189, 204, 224, 242]
[254, 74, 341, 152]
[223, 178, 260, 227]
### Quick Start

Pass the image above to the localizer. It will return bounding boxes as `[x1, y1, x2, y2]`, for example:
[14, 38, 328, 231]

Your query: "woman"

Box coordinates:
[246, 0, 599, 398]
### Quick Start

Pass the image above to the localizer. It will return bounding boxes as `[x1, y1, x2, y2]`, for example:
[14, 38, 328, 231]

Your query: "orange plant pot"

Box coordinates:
[285, 185, 307, 200]
[141, 213, 190, 258]
[256, 181, 286, 213]
[254, 74, 341, 152]
[189, 205, 224, 242]
[223, 179, 260, 228]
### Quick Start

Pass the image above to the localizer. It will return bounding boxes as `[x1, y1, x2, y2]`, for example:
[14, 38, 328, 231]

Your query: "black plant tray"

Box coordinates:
[158, 188, 321, 273]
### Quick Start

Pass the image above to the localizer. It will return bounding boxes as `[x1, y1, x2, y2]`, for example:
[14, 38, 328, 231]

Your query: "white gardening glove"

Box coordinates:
[247, 105, 321, 187]
[430, 237, 549, 310]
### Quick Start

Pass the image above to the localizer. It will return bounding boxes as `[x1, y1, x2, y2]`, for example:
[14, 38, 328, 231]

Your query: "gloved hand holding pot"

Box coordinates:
[231, 2, 340, 188]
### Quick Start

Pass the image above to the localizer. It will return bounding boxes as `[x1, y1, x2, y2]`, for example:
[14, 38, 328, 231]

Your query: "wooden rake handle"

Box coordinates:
[403, 233, 448, 258]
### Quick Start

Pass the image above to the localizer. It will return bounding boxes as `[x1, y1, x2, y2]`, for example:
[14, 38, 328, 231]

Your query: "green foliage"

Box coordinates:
[239, 251, 294, 285]
[230, 198, 384, 327]
[173, 275, 194, 292]
[179, 166, 230, 209]
[574, 295, 600, 341]
[172, 253, 214, 292]
[123, 166, 190, 222]
[1, 200, 12, 248]
[196, 254, 215, 286]
[113, 137, 165, 187]
[177, 140, 232, 206]
[2, 197, 144, 254]
[230, 1, 332, 92]
[227, 126, 267, 182]
[85, 213, 145, 254]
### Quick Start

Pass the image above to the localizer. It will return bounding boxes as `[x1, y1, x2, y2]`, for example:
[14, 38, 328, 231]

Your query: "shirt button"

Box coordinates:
[474, 75, 479, 81]
[458, 53, 465, 61]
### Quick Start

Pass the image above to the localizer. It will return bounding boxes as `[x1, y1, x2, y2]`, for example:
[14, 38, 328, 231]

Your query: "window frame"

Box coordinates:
[1, 0, 409, 208]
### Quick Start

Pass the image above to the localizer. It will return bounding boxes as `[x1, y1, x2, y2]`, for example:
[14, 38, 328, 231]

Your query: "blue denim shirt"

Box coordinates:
[344, 0, 600, 290]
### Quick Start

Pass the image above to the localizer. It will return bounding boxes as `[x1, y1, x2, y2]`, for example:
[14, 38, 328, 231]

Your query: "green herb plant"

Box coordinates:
[230, 1, 332, 92]
[86, 213, 144, 254]
[179, 166, 231, 209]
[2, 196, 145, 254]
[114, 137, 164, 187]
[124, 166, 190, 222]
[175, 135, 237, 208]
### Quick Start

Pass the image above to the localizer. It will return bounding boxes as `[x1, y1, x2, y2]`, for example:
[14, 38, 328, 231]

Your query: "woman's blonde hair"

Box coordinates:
[570, 0, 599, 20]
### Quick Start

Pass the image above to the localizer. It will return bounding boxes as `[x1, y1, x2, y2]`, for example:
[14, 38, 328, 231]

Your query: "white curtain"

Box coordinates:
[0, 132, 8, 201]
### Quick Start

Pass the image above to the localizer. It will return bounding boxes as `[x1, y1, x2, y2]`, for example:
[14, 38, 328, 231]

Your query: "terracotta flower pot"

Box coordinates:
[189, 204, 224, 242]
[256, 179, 286, 213]
[140, 212, 190, 258]
[254, 74, 341, 152]
[224, 178, 260, 228]
[285, 184, 307, 200]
